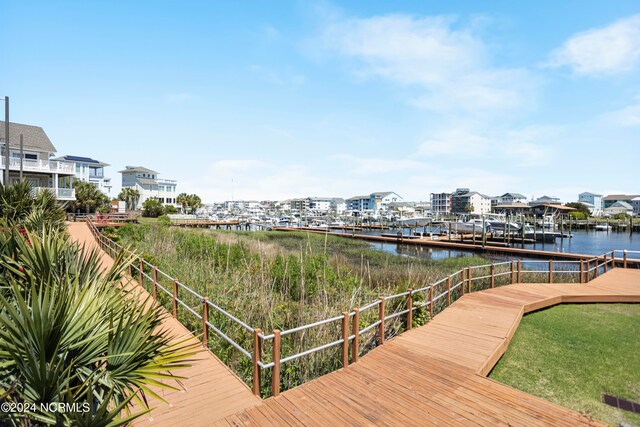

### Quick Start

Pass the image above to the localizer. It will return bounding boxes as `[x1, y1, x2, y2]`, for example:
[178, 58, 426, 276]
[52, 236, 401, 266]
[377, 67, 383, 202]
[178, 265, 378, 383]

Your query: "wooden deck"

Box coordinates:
[66, 222, 260, 426]
[219, 268, 640, 426]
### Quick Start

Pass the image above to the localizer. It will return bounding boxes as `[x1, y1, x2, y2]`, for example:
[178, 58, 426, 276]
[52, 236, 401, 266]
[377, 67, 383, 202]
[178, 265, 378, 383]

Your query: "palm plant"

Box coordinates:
[0, 181, 66, 234]
[118, 188, 140, 211]
[176, 193, 189, 214]
[0, 226, 197, 426]
[71, 181, 109, 213]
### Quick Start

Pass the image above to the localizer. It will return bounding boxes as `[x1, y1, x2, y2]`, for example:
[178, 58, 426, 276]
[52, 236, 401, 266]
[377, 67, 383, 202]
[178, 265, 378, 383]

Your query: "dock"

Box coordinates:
[275, 227, 640, 264]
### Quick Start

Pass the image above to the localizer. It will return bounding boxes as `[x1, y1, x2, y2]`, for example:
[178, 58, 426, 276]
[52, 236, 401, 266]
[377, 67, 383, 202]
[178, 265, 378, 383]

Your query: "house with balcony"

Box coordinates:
[119, 166, 178, 210]
[430, 192, 452, 215]
[451, 188, 491, 215]
[0, 121, 75, 202]
[577, 192, 604, 216]
[54, 155, 112, 194]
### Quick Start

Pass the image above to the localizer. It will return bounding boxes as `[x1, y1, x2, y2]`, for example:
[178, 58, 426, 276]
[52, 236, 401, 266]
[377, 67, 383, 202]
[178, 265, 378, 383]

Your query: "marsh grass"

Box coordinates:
[112, 224, 583, 395]
[112, 224, 495, 393]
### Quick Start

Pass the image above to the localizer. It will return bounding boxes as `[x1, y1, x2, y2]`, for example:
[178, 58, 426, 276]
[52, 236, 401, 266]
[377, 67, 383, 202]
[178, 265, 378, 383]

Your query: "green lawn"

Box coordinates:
[489, 304, 640, 426]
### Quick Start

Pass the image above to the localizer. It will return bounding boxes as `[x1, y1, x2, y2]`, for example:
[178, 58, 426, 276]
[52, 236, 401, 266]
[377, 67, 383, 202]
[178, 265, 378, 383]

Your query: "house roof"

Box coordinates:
[579, 192, 602, 197]
[55, 155, 110, 167]
[500, 192, 526, 199]
[347, 195, 369, 201]
[119, 166, 159, 174]
[136, 178, 158, 186]
[606, 201, 633, 209]
[493, 202, 531, 209]
[0, 121, 56, 153]
[530, 203, 575, 211]
[603, 194, 640, 201]
[454, 191, 490, 199]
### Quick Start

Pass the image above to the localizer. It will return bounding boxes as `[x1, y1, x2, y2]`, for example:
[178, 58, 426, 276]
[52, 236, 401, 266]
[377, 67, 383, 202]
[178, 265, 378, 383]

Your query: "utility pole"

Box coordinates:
[3, 96, 8, 186]
[19, 134, 24, 181]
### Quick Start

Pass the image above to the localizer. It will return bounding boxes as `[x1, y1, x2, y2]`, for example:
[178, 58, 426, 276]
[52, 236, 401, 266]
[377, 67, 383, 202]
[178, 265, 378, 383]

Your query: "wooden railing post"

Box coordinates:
[378, 297, 385, 346]
[510, 261, 515, 284]
[580, 260, 584, 284]
[623, 251, 628, 268]
[252, 329, 262, 396]
[352, 308, 360, 363]
[407, 289, 413, 330]
[611, 250, 615, 269]
[446, 276, 451, 306]
[467, 267, 472, 293]
[548, 260, 553, 284]
[341, 312, 349, 368]
[272, 330, 281, 397]
[490, 264, 495, 288]
[429, 285, 434, 317]
[461, 270, 466, 296]
[595, 258, 599, 278]
[202, 297, 209, 346]
[603, 254, 608, 273]
[139, 258, 143, 285]
[153, 266, 158, 300]
[517, 260, 522, 284]
[128, 262, 132, 278]
[172, 279, 178, 318]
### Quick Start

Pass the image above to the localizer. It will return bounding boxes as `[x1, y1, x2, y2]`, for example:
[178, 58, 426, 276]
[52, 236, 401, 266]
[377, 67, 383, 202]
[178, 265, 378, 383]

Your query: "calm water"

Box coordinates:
[340, 229, 640, 261]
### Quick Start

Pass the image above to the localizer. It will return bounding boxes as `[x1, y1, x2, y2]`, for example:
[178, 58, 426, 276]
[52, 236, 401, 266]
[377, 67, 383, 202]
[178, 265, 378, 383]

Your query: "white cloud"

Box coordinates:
[601, 98, 640, 127]
[332, 155, 424, 174]
[249, 65, 306, 87]
[319, 13, 536, 114]
[546, 14, 640, 75]
[417, 124, 556, 166]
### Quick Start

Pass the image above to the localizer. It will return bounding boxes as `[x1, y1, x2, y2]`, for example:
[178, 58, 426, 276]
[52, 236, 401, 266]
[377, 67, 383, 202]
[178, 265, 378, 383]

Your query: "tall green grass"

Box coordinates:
[111, 223, 494, 394]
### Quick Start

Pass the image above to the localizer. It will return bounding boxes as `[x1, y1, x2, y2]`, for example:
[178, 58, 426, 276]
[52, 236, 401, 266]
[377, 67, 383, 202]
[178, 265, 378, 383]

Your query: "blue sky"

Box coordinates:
[2, 1, 639, 203]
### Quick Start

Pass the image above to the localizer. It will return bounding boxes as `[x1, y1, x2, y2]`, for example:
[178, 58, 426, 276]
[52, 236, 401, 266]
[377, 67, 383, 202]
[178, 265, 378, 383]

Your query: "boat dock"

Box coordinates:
[275, 227, 640, 264]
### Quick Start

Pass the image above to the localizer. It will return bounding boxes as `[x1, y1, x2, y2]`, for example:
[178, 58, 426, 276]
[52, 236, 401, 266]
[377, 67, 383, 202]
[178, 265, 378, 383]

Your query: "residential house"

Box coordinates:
[0, 121, 75, 201]
[604, 201, 634, 217]
[603, 194, 640, 209]
[119, 166, 178, 209]
[578, 192, 603, 216]
[529, 195, 561, 205]
[430, 192, 452, 215]
[451, 188, 491, 215]
[54, 155, 112, 194]
[491, 192, 527, 206]
[632, 197, 640, 216]
[347, 192, 403, 214]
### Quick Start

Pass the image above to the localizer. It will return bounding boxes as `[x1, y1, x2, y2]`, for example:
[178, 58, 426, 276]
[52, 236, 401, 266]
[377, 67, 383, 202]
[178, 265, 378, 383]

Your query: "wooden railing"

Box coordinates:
[85, 217, 637, 399]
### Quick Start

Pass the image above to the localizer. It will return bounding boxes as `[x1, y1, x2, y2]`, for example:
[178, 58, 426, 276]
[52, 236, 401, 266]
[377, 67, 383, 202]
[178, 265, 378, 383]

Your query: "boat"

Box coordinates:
[594, 224, 611, 231]
[396, 216, 433, 227]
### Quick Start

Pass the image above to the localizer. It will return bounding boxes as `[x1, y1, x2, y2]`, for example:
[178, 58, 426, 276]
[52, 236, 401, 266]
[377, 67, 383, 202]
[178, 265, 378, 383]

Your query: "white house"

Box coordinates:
[604, 201, 634, 217]
[0, 121, 75, 201]
[119, 166, 178, 209]
[54, 155, 112, 194]
[492, 192, 527, 206]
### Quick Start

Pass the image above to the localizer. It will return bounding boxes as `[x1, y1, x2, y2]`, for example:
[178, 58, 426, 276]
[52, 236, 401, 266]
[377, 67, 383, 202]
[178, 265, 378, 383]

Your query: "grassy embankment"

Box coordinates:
[490, 304, 640, 426]
[109, 222, 503, 395]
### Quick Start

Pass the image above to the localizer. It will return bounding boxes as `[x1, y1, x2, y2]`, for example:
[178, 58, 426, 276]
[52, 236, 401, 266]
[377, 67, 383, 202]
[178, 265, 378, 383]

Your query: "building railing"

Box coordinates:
[32, 187, 75, 200]
[85, 216, 637, 399]
[1, 157, 75, 174]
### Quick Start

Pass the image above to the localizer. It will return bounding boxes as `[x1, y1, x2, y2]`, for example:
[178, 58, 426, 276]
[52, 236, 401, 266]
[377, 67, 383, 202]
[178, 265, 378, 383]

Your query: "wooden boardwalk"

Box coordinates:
[67, 222, 260, 426]
[219, 268, 640, 426]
